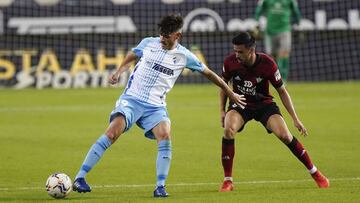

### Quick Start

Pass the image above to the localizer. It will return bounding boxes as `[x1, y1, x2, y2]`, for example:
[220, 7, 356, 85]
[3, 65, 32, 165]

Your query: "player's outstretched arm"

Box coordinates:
[276, 85, 308, 136]
[109, 51, 138, 85]
[201, 67, 246, 109]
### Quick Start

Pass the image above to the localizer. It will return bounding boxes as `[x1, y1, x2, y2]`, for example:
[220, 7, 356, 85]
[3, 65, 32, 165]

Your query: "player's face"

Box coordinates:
[160, 32, 181, 50]
[233, 44, 253, 64]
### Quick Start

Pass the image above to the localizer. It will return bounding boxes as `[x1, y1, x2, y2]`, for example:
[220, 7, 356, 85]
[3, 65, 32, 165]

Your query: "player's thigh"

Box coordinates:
[138, 106, 171, 140]
[152, 121, 171, 142]
[266, 114, 292, 143]
[108, 95, 144, 141]
[224, 110, 245, 137]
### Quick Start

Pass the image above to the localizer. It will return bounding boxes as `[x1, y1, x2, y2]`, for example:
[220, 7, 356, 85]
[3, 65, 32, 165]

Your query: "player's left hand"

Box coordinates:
[294, 119, 308, 136]
[230, 93, 246, 109]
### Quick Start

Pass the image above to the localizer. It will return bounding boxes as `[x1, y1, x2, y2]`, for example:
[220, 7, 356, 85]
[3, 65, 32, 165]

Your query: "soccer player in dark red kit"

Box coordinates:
[219, 31, 329, 192]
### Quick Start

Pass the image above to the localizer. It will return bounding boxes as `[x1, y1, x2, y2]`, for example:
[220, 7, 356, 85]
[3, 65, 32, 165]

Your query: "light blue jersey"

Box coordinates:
[124, 37, 206, 106]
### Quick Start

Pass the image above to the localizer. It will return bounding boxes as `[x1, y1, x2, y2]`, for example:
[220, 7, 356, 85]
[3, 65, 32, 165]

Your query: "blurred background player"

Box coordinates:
[72, 14, 246, 198]
[254, 0, 301, 81]
[219, 32, 329, 192]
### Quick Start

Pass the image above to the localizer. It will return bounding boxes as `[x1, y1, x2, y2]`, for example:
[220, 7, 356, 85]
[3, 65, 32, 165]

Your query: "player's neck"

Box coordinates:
[168, 41, 179, 50]
[244, 53, 257, 67]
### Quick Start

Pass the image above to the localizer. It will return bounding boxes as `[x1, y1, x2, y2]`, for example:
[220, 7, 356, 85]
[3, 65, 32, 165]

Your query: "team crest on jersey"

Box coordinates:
[275, 70, 281, 81]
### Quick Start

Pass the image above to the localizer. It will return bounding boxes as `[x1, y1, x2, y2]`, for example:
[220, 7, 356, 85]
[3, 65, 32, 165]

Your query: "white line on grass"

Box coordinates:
[0, 177, 359, 191]
[0, 105, 109, 112]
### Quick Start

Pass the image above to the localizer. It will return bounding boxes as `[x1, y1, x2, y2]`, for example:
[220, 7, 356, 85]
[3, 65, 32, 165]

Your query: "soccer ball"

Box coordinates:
[45, 173, 72, 199]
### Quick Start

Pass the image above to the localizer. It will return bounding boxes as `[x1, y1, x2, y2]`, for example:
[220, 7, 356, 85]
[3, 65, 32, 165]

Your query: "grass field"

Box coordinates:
[1, 82, 360, 202]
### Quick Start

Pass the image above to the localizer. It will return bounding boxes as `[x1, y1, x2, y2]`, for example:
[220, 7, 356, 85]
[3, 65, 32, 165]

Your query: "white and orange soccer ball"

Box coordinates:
[45, 173, 72, 199]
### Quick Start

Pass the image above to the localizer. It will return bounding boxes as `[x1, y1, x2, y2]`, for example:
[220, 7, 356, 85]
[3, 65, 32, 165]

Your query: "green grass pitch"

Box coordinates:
[1, 82, 360, 202]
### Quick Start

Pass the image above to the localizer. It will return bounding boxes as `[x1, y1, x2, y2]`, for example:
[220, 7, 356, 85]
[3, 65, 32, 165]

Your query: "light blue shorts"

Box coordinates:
[109, 94, 170, 139]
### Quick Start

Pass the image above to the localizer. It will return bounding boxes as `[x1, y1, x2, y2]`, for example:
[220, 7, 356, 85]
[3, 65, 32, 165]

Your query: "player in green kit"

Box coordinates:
[254, 0, 301, 81]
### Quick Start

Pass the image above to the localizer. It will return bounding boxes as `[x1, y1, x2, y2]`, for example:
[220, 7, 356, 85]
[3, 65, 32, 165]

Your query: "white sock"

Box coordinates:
[224, 177, 233, 181]
[309, 166, 317, 174]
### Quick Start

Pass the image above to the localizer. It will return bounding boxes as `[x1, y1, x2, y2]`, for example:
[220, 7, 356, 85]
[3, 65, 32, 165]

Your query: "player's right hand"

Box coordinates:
[294, 119, 308, 137]
[109, 72, 120, 85]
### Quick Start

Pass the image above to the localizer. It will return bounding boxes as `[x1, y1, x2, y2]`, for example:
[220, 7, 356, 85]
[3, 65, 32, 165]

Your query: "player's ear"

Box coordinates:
[176, 32, 182, 39]
[250, 46, 255, 53]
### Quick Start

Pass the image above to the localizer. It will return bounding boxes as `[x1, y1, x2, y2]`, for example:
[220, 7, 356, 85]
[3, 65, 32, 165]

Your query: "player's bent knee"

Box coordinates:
[105, 126, 124, 143]
[276, 133, 292, 144]
[104, 131, 119, 143]
[224, 128, 236, 139]
[284, 135, 293, 144]
[105, 117, 126, 142]
[157, 132, 171, 141]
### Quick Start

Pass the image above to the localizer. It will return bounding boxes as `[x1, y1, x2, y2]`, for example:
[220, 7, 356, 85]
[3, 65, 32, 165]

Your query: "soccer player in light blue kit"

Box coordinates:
[73, 14, 246, 197]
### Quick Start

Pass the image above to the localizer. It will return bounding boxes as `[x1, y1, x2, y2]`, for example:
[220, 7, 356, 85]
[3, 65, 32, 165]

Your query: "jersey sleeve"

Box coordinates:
[267, 58, 283, 88]
[221, 59, 231, 81]
[131, 37, 152, 58]
[185, 50, 206, 72]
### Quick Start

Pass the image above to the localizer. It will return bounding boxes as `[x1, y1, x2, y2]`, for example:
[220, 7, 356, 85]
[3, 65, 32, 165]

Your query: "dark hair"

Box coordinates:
[158, 14, 184, 35]
[232, 31, 256, 48]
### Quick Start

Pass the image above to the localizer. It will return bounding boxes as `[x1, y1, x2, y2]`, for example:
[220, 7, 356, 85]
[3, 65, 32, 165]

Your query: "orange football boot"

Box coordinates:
[311, 171, 330, 188]
[219, 180, 234, 192]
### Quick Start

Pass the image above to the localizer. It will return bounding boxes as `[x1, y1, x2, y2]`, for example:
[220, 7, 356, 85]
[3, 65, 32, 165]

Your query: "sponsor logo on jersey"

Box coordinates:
[243, 80, 253, 87]
[275, 70, 281, 81]
[237, 84, 256, 96]
[152, 63, 174, 76]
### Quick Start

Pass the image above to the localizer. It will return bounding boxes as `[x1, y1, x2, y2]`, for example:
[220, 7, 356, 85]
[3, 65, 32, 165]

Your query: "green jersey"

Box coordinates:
[255, 0, 301, 36]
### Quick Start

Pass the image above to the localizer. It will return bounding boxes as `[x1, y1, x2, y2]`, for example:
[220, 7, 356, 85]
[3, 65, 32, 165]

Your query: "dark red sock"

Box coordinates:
[286, 137, 314, 170]
[222, 137, 235, 177]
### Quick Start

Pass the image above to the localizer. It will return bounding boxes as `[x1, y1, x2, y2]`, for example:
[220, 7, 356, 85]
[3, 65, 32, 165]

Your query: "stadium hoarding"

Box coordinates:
[0, 0, 359, 89]
[2, 0, 360, 35]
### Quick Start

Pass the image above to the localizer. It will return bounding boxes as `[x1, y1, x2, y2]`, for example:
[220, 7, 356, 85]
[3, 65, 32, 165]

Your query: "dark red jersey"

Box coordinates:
[222, 52, 283, 109]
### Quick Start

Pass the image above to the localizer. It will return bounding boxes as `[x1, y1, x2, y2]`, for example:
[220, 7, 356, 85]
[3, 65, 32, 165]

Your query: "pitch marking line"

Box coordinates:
[0, 177, 359, 191]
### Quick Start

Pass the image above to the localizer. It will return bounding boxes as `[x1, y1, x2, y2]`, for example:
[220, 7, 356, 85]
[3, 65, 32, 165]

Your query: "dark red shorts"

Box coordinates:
[227, 102, 282, 134]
